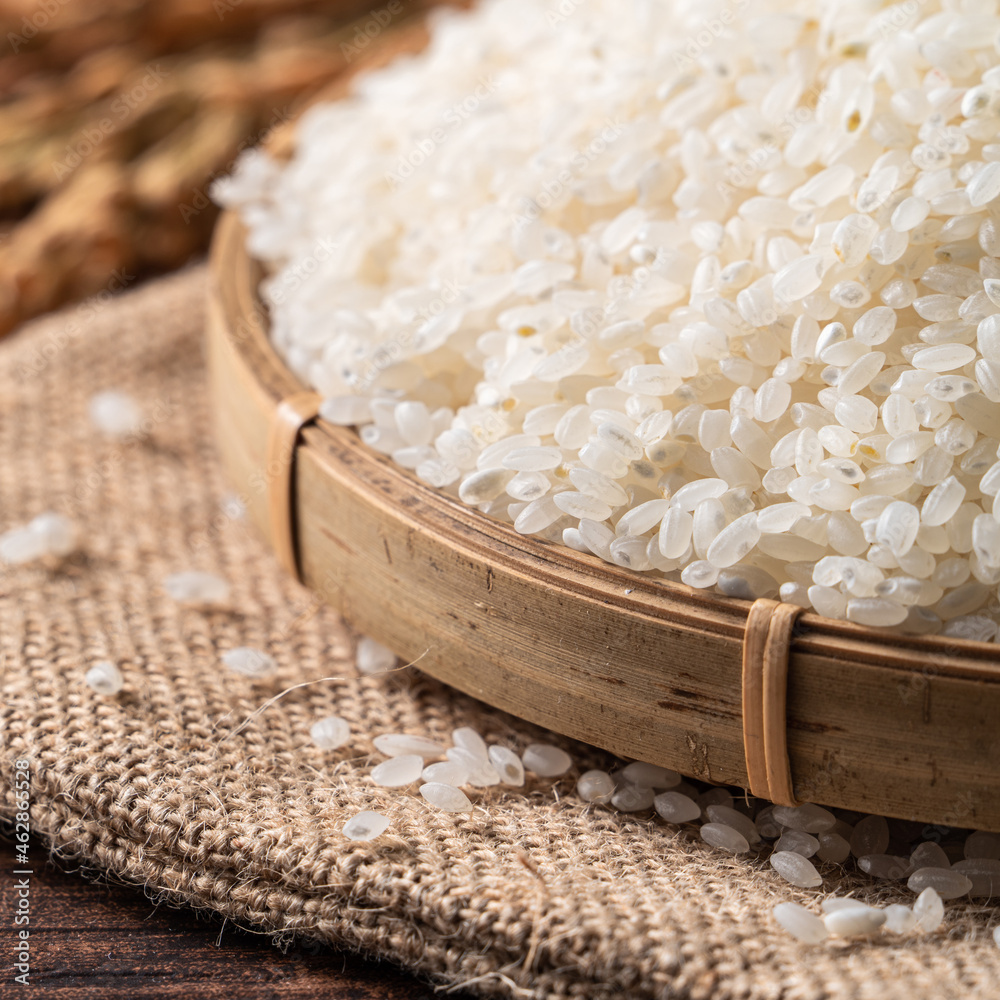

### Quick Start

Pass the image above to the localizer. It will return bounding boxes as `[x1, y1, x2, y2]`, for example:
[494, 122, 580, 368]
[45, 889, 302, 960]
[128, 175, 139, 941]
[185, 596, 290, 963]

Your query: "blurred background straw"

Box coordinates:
[0, 0, 454, 338]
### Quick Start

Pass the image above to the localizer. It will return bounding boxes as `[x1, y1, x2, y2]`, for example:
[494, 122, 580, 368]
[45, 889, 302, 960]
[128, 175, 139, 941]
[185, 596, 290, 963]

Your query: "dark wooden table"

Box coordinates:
[0, 836, 463, 998]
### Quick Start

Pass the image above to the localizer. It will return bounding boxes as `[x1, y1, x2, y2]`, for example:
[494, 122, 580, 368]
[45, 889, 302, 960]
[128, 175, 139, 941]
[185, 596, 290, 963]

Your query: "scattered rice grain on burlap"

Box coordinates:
[1, 267, 999, 999]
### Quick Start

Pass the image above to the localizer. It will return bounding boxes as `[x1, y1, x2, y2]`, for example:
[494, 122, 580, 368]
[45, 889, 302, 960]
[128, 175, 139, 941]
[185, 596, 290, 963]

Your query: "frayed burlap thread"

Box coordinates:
[1, 268, 999, 1000]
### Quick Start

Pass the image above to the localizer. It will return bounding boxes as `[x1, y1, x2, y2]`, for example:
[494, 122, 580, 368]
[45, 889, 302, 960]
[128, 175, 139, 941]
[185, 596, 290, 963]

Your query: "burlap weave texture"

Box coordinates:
[1, 267, 999, 999]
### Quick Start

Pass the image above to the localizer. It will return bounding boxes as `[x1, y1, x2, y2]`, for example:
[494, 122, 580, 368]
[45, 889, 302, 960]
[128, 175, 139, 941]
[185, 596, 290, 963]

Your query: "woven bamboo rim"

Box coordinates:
[207, 210, 1000, 832]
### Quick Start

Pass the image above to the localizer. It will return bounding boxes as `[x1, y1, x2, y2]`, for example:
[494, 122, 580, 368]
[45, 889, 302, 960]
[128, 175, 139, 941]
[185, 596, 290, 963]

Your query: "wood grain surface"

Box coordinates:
[0, 836, 459, 999]
[206, 209, 1000, 834]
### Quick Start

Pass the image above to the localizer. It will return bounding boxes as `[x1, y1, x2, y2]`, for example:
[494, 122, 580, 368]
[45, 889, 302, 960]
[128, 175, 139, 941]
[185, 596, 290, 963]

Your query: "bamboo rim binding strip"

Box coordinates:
[742, 599, 803, 808]
[267, 391, 322, 580]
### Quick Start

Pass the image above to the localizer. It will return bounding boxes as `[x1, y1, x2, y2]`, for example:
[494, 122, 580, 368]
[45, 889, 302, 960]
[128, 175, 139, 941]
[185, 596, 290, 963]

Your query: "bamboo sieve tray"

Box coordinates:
[207, 209, 1000, 833]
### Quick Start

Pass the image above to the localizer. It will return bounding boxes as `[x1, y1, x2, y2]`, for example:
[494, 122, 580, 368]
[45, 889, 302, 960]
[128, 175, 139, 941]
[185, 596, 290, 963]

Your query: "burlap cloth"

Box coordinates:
[1, 266, 998, 999]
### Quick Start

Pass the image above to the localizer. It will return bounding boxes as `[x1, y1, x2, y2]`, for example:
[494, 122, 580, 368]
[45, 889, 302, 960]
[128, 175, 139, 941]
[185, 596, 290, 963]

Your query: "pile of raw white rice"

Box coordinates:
[216, 0, 1000, 635]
